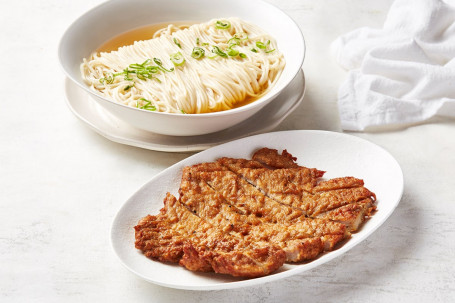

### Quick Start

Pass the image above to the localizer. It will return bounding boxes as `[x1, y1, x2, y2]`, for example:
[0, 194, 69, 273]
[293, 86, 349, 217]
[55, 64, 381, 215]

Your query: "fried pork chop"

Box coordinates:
[135, 193, 286, 277]
[179, 167, 348, 261]
[219, 148, 377, 231]
[134, 148, 377, 278]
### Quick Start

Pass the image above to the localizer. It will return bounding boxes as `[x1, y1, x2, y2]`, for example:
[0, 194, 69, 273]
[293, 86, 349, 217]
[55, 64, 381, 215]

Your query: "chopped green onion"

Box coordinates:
[239, 53, 247, 58]
[153, 57, 162, 65]
[251, 48, 258, 53]
[215, 20, 231, 30]
[100, 58, 176, 84]
[255, 40, 274, 53]
[201, 42, 209, 46]
[173, 37, 182, 48]
[228, 38, 238, 47]
[191, 47, 205, 59]
[129, 63, 144, 69]
[234, 32, 248, 41]
[100, 74, 115, 84]
[137, 98, 156, 111]
[148, 66, 161, 74]
[128, 60, 160, 80]
[256, 41, 267, 50]
[124, 83, 135, 91]
[180, 109, 187, 114]
[211, 46, 228, 58]
[170, 52, 186, 66]
[196, 38, 200, 45]
[153, 57, 174, 72]
[228, 32, 249, 47]
[227, 47, 239, 57]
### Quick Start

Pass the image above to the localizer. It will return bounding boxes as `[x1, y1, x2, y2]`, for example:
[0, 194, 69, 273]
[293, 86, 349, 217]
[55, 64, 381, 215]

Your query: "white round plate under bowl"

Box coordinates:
[65, 69, 305, 152]
[111, 130, 404, 290]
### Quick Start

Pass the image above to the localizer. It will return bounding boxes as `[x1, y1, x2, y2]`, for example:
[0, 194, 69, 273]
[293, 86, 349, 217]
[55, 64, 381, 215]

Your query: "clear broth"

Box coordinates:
[97, 22, 194, 52]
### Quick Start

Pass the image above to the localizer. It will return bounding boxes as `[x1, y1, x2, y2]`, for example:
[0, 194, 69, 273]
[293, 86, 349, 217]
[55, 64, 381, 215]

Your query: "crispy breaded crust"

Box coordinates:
[217, 153, 376, 230]
[252, 148, 300, 169]
[135, 193, 286, 277]
[179, 169, 348, 262]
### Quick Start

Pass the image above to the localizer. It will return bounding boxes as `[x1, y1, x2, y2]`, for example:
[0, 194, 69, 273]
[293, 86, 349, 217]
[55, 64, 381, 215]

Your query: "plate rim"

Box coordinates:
[110, 130, 404, 290]
[65, 70, 305, 152]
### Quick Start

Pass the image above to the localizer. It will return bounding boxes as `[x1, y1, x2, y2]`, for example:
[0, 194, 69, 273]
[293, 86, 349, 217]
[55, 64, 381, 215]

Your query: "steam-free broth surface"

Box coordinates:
[97, 22, 193, 53]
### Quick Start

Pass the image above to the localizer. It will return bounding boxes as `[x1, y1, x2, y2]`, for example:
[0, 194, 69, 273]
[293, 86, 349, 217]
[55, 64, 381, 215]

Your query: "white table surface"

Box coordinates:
[2, 0, 455, 302]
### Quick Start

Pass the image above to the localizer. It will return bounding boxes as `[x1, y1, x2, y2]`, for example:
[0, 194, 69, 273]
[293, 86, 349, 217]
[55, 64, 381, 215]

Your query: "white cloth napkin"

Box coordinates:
[332, 0, 455, 131]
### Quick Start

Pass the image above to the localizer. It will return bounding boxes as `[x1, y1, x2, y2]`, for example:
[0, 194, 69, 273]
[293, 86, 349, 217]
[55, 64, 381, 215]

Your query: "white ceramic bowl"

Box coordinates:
[59, 0, 305, 136]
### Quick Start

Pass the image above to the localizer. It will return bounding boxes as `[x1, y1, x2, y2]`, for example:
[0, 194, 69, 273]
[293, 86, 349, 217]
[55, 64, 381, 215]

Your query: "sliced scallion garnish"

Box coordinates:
[100, 74, 115, 84]
[170, 52, 186, 66]
[211, 46, 228, 58]
[173, 37, 182, 49]
[256, 41, 267, 50]
[239, 53, 247, 58]
[228, 32, 248, 48]
[228, 38, 239, 47]
[127, 60, 161, 81]
[124, 83, 135, 91]
[215, 20, 231, 30]
[234, 32, 248, 41]
[100, 58, 175, 84]
[121, 68, 133, 81]
[191, 47, 205, 59]
[153, 57, 174, 72]
[227, 47, 239, 57]
[251, 48, 258, 53]
[255, 40, 274, 53]
[137, 98, 156, 111]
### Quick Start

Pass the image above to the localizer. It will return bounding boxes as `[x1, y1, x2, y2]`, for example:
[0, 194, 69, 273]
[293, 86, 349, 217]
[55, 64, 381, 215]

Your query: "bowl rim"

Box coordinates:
[58, 0, 305, 118]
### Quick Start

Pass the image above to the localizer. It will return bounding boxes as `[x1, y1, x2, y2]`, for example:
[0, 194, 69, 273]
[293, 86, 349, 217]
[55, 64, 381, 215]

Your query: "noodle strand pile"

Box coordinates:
[81, 18, 285, 114]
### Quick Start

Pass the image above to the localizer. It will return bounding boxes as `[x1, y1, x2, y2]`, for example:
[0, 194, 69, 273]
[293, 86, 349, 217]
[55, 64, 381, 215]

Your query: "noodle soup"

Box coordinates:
[80, 18, 285, 114]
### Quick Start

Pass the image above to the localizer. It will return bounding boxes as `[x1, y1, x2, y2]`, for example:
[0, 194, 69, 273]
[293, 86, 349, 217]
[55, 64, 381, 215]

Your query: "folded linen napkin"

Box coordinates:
[332, 0, 455, 131]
